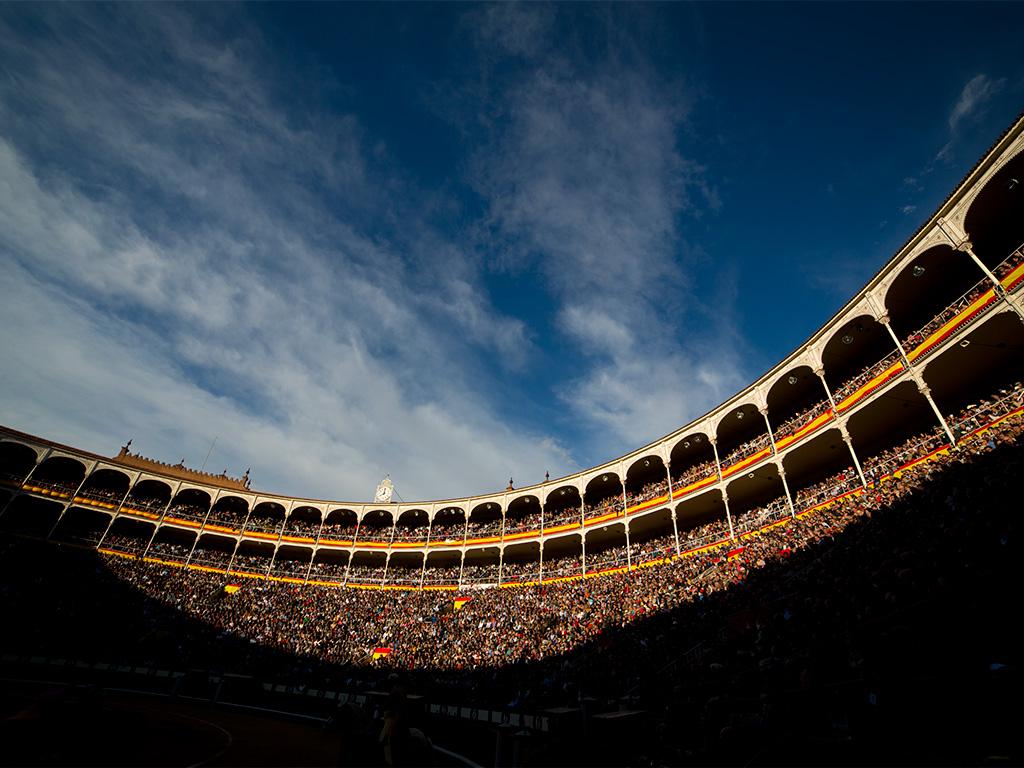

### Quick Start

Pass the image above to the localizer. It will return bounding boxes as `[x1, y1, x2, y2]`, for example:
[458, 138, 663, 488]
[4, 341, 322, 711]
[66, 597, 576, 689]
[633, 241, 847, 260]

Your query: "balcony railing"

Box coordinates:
[832, 349, 903, 407]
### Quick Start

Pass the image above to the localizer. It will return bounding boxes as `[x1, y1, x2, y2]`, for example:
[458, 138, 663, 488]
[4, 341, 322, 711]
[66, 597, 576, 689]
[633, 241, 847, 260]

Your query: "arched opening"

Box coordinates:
[0, 442, 38, 485]
[388, 552, 424, 586]
[583, 473, 623, 524]
[782, 427, 860, 514]
[543, 533, 583, 579]
[423, 550, 461, 586]
[466, 502, 503, 540]
[504, 494, 542, 538]
[349, 551, 387, 584]
[148, 526, 196, 561]
[284, 506, 323, 539]
[675, 490, 729, 553]
[431, 507, 466, 545]
[28, 456, 86, 496]
[584, 523, 627, 572]
[885, 245, 992, 356]
[668, 432, 716, 496]
[717, 403, 771, 475]
[766, 365, 833, 446]
[322, 508, 357, 542]
[191, 533, 236, 569]
[232, 540, 273, 575]
[964, 151, 1024, 270]
[270, 544, 313, 579]
[461, 547, 499, 586]
[166, 488, 212, 525]
[51, 505, 111, 546]
[822, 315, 902, 408]
[847, 380, 947, 482]
[357, 510, 394, 543]
[724, 464, 788, 532]
[309, 549, 349, 583]
[923, 311, 1024, 439]
[543, 485, 582, 531]
[627, 507, 676, 565]
[206, 495, 250, 532]
[102, 517, 155, 556]
[501, 541, 540, 584]
[394, 509, 430, 543]
[78, 468, 131, 507]
[244, 501, 285, 535]
[0, 496, 61, 537]
[124, 479, 172, 516]
[624, 455, 668, 511]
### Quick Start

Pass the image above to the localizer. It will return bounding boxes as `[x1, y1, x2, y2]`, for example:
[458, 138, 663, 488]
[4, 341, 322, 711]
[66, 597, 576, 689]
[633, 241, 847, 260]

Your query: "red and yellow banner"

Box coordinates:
[372, 647, 392, 660]
[453, 596, 473, 611]
[836, 361, 904, 413]
[224, 583, 242, 594]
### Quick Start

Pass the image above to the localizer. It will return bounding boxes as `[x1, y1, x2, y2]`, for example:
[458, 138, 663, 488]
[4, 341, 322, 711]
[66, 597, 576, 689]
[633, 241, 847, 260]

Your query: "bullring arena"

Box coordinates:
[1, 115, 1023, 767]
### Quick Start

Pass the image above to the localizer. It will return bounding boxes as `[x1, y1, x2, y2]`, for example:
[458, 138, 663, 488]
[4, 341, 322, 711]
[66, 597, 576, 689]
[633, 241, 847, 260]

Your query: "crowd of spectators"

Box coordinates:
[901, 277, 988, 353]
[771, 398, 831, 442]
[831, 348, 903, 403]
[671, 459, 717, 491]
[721, 432, 772, 469]
[583, 494, 623, 521]
[625, 479, 668, 508]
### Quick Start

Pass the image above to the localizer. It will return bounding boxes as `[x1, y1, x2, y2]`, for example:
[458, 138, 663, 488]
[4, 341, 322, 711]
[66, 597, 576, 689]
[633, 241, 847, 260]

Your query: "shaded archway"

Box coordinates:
[284, 506, 323, 539]
[28, 456, 86, 495]
[102, 517, 155, 556]
[149, 526, 196, 561]
[466, 501, 503, 540]
[423, 550, 461, 586]
[765, 365, 833, 445]
[543, 485, 582, 531]
[782, 427, 860, 513]
[584, 522, 627, 573]
[245, 501, 285, 535]
[0, 442, 38, 484]
[724, 463, 787, 531]
[0, 496, 62, 537]
[191, 532, 236, 569]
[964, 151, 1024, 269]
[431, 507, 466, 545]
[462, 547, 500, 586]
[504, 494, 542, 538]
[543, 533, 583, 579]
[885, 245, 988, 354]
[668, 432, 716, 496]
[626, 507, 676, 564]
[322, 508, 357, 542]
[822, 315, 901, 406]
[357, 509, 394, 543]
[716, 403, 771, 474]
[388, 552, 424, 586]
[232, 540, 274, 575]
[309, 549, 349, 584]
[583, 473, 623, 523]
[270, 544, 313, 579]
[502, 541, 540, 584]
[624, 454, 668, 510]
[675, 489, 729, 553]
[394, 509, 429, 543]
[166, 488, 212, 525]
[348, 551, 387, 584]
[206, 495, 250, 532]
[124, 479, 173, 516]
[78, 468, 131, 506]
[51, 505, 111, 546]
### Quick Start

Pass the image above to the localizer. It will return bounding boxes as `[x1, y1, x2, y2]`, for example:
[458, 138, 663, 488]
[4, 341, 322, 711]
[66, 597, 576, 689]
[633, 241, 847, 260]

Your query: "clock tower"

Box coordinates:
[374, 476, 394, 503]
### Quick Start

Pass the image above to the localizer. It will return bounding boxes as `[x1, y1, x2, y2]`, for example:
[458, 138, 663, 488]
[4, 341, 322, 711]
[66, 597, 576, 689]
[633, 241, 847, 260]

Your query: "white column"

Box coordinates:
[841, 427, 868, 488]
[778, 466, 796, 518]
[722, 490, 735, 540]
[665, 462, 681, 555]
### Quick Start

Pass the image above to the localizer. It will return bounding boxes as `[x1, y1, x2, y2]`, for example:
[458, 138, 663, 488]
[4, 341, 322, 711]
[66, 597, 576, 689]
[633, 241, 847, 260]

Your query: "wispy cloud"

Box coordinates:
[456, 5, 746, 453]
[935, 73, 1007, 163]
[0, 6, 572, 500]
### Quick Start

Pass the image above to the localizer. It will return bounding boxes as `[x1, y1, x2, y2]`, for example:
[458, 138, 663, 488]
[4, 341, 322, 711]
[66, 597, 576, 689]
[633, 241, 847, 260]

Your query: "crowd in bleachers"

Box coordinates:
[60, 385, 1019, 683]
[721, 431, 772, 469]
[771, 398, 831, 441]
[671, 459, 716, 490]
[625, 479, 667, 508]
[831, 348, 903, 403]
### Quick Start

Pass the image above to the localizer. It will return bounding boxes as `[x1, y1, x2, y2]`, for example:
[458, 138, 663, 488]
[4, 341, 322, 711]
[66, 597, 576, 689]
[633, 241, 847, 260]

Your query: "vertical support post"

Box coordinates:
[937, 226, 1024, 324]
[665, 462, 681, 555]
[841, 427, 868, 488]
[778, 467, 796, 518]
[187, 489, 224, 565]
[142, 481, 182, 559]
[710, 438, 723, 482]
[722, 490, 736, 541]
[760, 408, 778, 456]
[95, 481, 135, 551]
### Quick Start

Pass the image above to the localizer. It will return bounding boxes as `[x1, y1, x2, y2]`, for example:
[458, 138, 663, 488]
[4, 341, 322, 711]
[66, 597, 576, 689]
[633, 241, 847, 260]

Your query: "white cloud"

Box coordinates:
[948, 74, 1006, 133]
[463, 15, 746, 453]
[0, 6, 573, 501]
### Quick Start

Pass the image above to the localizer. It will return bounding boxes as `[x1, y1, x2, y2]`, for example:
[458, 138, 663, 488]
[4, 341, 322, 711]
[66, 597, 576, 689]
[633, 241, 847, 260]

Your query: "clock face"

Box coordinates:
[374, 479, 393, 503]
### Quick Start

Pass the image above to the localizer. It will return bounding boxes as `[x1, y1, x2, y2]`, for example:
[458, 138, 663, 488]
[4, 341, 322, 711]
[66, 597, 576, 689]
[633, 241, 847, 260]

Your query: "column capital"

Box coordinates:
[777, 465, 786, 478]
[877, 313, 891, 326]
[814, 367, 826, 378]
[956, 239, 974, 254]
[721, 489, 729, 502]
[759, 406, 769, 417]
[917, 382, 931, 397]
[841, 430, 853, 444]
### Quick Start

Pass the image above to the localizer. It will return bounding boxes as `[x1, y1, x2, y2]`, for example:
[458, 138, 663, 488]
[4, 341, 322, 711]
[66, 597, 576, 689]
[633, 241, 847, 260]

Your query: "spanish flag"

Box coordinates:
[453, 596, 473, 611]
[224, 584, 242, 594]
[372, 647, 392, 660]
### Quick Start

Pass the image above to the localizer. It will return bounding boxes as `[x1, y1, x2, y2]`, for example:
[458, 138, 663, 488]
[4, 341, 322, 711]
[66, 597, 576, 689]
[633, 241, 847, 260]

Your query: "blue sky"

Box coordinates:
[1, 3, 1022, 502]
